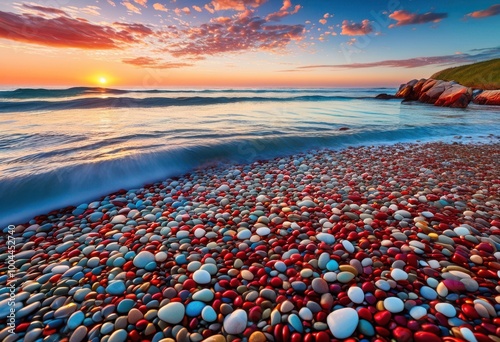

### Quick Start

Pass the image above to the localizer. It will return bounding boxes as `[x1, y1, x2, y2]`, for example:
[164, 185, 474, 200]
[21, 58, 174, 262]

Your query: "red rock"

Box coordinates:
[314, 331, 330, 342]
[392, 327, 413, 342]
[374, 310, 391, 326]
[434, 84, 472, 108]
[419, 80, 449, 104]
[414, 331, 441, 342]
[473, 90, 500, 105]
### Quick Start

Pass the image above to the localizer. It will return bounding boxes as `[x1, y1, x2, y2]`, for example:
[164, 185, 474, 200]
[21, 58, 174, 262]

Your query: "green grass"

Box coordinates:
[431, 59, 500, 90]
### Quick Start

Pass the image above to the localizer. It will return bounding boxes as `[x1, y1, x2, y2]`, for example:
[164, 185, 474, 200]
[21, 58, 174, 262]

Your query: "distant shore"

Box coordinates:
[1, 140, 499, 341]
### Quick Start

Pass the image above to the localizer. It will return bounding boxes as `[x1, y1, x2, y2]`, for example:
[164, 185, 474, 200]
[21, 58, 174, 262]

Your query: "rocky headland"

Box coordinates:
[376, 79, 500, 108]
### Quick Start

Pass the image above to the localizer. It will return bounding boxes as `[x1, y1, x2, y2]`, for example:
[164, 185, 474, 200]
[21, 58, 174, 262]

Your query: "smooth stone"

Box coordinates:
[298, 307, 313, 320]
[420, 286, 438, 300]
[54, 303, 77, 318]
[454, 226, 470, 236]
[116, 299, 134, 313]
[409, 306, 427, 320]
[106, 281, 126, 295]
[391, 268, 408, 281]
[337, 272, 355, 283]
[460, 327, 477, 342]
[158, 302, 185, 324]
[193, 270, 211, 284]
[358, 319, 375, 337]
[108, 329, 127, 342]
[133, 251, 156, 268]
[192, 289, 214, 302]
[186, 301, 205, 316]
[312, 278, 329, 294]
[384, 297, 404, 313]
[327, 308, 359, 339]
[223, 309, 247, 335]
[256, 227, 271, 236]
[347, 287, 364, 304]
[67, 311, 85, 329]
[342, 240, 355, 253]
[202, 306, 217, 322]
[435, 303, 456, 317]
[69, 326, 88, 342]
[237, 229, 252, 239]
[288, 313, 303, 333]
[316, 233, 335, 244]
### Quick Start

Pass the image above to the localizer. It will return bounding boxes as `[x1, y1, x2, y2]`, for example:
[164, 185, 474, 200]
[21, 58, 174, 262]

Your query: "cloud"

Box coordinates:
[341, 19, 373, 35]
[211, 0, 267, 11]
[174, 7, 191, 15]
[193, 5, 202, 12]
[319, 19, 327, 25]
[123, 56, 192, 68]
[134, 0, 148, 7]
[122, 1, 141, 14]
[107, 0, 116, 6]
[204, 4, 215, 14]
[466, 4, 500, 18]
[0, 10, 152, 49]
[388, 10, 447, 27]
[293, 47, 500, 70]
[165, 13, 304, 57]
[153, 3, 168, 12]
[265, 0, 301, 22]
[21, 4, 68, 16]
[80, 6, 101, 16]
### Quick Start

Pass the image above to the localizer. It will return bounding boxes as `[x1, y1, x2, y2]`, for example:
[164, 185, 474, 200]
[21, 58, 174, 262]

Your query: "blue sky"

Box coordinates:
[0, 0, 498, 87]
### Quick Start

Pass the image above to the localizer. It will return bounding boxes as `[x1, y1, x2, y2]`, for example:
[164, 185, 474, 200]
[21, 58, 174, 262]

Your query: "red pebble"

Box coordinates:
[270, 277, 283, 287]
[414, 331, 441, 342]
[392, 327, 413, 342]
[374, 311, 391, 326]
[314, 331, 330, 342]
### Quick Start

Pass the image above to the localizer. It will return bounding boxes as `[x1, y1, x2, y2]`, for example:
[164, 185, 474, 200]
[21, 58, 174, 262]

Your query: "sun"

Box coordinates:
[99, 77, 107, 85]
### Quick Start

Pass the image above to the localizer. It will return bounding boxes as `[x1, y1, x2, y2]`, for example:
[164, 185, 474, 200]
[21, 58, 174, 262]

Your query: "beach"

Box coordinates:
[1, 141, 499, 341]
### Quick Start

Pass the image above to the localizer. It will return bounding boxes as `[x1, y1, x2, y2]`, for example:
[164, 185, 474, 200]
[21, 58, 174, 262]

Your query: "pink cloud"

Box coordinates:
[153, 3, 168, 12]
[174, 7, 191, 15]
[21, 4, 68, 16]
[388, 10, 447, 27]
[134, 0, 148, 7]
[467, 4, 500, 18]
[341, 19, 373, 35]
[166, 13, 304, 57]
[107, 0, 116, 6]
[123, 56, 192, 68]
[122, 1, 141, 14]
[265, 0, 300, 22]
[0, 10, 152, 49]
[204, 4, 215, 14]
[211, 0, 267, 11]
[193, 5, 202, 12]
[319, 19, 327, 25]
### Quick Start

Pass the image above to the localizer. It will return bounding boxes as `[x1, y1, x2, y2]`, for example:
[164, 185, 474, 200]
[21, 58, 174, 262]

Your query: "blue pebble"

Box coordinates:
[124, 251, 136, 260]
[186, 301, 205, 316]
[117, 299, 135, 314]
[145, 261, 157, 271]
[326, 260, 339, 271]
[178, 290, 190, 301]
[288, 314, 303, 333]
[175, 255, 187, 265]
[358, 319, 375, 336]
[67, 311, 85, 329]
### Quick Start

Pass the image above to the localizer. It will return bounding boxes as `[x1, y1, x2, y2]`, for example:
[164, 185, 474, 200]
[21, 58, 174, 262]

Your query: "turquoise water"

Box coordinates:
[0, 87, 498, 226]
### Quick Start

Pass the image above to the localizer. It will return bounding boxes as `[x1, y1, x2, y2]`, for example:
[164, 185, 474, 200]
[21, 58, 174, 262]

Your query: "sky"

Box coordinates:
[0, 0, 499, 88]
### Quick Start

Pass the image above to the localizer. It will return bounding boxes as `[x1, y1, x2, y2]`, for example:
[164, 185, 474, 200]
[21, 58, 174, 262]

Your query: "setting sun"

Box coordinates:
[99, 77, 107, 85]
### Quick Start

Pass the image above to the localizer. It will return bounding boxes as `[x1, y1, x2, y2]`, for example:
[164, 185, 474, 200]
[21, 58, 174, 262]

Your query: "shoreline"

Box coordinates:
[1, 141, 500, 341]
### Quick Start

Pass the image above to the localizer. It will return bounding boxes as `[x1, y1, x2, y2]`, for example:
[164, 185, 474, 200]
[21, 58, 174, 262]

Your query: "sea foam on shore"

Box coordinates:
[1, 142, 499, 341]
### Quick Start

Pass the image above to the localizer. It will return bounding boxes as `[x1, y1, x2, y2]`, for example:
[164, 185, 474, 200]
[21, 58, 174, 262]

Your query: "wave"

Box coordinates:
[2, 124, 494, 228]
[0, 86, 392, 99]
[0, 95, 383, 113]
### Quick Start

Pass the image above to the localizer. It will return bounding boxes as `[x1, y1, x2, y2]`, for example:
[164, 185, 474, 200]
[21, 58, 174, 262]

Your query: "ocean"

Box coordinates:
[0, 87, 498, 227]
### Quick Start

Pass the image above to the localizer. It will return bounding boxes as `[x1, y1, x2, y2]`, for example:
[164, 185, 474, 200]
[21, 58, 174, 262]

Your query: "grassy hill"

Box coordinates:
[431, 59, 500, 90]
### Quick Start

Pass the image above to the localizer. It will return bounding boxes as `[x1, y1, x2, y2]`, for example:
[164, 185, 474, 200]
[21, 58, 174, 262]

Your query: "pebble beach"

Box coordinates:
[1, 141, 500, 342]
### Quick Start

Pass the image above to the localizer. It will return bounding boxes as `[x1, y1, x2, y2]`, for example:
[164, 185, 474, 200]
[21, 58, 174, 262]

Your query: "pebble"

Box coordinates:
[327, 308, 359, 339]
[133, 251, 156, 268]
[158, 302, 185, 324]
[435, 303, 456, 317]
[409, 306, 427, 320]
[384, 297, 404, 313]
[347, 286, 365, 304]
[106, 281, 126, 295]
[391, 268, 408, 281]
[193, 270, 211, 284]
[223, 309, 247, 335]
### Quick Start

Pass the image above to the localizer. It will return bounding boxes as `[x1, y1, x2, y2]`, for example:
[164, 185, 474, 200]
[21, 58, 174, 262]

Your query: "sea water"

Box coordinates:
[0, 87, 498, 226]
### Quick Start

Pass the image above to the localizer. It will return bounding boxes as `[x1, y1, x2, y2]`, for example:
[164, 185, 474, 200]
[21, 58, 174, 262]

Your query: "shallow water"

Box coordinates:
[0, 87, 498, 226]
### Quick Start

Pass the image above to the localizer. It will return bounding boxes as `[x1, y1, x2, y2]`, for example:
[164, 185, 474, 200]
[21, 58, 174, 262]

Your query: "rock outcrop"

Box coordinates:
[381, 78, 498, 108]
[472, 90, 500, 105]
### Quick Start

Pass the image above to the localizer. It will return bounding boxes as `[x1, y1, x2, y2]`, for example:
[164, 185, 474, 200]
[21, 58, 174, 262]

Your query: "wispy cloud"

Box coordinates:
[21, 3, 68, 16]
[388, 10, 447, 27]
[122, 56, 192, 68]
[0, 10, 152, 49]
[134, 0, 148, 7]
[265, 0, 300, 22]
[289, 47, 500, 70]
[466, 4, 500, 18]
[341, 20, 373, 35]
[122, 1, 141, 14]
